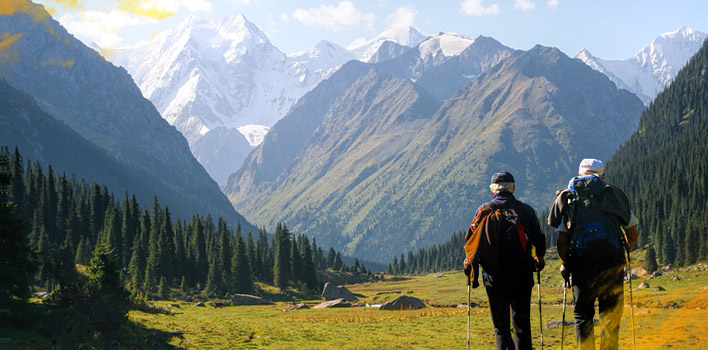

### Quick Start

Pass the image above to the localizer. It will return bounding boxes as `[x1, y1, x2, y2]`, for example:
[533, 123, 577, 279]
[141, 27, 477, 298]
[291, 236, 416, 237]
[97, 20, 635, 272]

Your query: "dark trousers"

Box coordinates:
[572, 263, 624, 350]
[485, 280, 533, 350]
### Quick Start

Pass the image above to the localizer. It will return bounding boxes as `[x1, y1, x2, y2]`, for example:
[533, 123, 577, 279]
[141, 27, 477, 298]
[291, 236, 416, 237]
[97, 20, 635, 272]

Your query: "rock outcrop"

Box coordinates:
[321, 282, 357, 301]
[313, 298, 351, 309]
[231, 294, 273, 306]
[379, 295, 425, 311]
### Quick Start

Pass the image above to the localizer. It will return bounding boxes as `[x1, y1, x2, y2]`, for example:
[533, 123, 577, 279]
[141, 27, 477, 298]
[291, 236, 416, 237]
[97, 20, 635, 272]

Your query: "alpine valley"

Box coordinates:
[111, 12, 705, 263]
[224, 45, 645, 262]
[3, 0, 706, 263]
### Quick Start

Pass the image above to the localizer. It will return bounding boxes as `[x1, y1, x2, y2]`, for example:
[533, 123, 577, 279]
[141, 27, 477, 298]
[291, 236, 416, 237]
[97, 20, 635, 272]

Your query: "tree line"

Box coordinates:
[605, 38, 708, 271]
[1, 146, 371, 304]
[385, 231, 465, 275]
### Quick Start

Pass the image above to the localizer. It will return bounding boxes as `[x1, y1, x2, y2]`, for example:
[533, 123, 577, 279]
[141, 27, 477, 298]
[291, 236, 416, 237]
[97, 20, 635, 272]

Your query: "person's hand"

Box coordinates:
[560, 264, 571, 287]
[534, 256, 545, 272]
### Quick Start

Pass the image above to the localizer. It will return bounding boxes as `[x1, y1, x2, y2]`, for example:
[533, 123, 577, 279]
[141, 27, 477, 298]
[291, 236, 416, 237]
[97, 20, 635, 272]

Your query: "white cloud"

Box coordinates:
[58, 10, 146, 48]
[514, 0, 535, 11]
[279, 13, 289, 21]
[181, 0, 212, 12]
[460, 0, 500, 16]
[547, 0, 559, 7]
[292, 1, 375, 31]
[386, 6, 417, 29]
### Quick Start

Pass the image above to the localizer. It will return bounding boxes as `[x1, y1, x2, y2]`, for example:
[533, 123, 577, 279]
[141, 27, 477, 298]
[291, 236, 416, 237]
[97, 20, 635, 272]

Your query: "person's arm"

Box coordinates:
[557, 231, 570, 265]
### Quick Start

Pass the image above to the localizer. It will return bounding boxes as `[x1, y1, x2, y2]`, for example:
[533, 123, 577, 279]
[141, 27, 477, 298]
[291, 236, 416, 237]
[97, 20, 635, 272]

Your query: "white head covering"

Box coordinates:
[578, 158, 604, 176]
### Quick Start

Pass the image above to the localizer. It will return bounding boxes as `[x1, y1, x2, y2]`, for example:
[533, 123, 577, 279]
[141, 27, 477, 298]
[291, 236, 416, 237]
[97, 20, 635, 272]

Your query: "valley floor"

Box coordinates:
[125, 259, 708, 349]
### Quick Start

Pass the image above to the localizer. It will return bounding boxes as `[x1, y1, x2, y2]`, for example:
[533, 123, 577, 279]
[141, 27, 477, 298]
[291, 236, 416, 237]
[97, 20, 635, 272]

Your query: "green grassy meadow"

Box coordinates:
[122, 254, 708, 350]
[2, 253, 707, 349]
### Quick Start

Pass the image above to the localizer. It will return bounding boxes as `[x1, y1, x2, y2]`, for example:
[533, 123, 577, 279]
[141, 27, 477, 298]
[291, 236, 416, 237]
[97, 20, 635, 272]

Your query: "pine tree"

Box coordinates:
[333, 252, 344, 271]
[273, 223, 291, 290]
[290, 236, 304, 285]
[128, 228, 146, 293]
[157, 207, 175, 282]
[158, 276, 170, 300]
[644, 244, 658, 273]
[246, 232, 257, 280]
[0, 148, 36, 313]
[217, 218, 232, 290]
[662, 233, 676, 266]
[85, 242, 129, 329]
[9, 147, 24, 218]
[301, 236, 318, 291]
[203, 255, 219, 297]
[684, 222, 700, 266]
[75, 236, 93, 265]
[231, 230, 253, 294]
[191, 216, 208, 287]
[326, 247, 336, 269]
[89, 183, 104, 236]
[55, 174, 70, 245]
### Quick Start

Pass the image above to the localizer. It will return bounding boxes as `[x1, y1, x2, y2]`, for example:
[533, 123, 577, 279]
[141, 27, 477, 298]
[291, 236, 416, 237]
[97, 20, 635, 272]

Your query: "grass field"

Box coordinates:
[3, 253, 708, 349]
[121, 254, 708, 350]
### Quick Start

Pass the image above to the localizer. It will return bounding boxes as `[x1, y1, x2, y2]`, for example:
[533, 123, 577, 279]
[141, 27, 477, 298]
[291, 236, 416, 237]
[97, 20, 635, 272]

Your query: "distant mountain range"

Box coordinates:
[577, 27, 707, 105]
[224, 45, 645, 262]
[115, 16, 705, 187]
[115, 17, 431, 185]
[0, 0, 256, 233]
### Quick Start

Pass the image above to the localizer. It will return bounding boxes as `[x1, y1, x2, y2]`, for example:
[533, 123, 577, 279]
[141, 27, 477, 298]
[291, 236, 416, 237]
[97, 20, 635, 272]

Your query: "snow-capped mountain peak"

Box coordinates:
[115, 13, 321, 186]
[418, 33, 475, 58]
[577, 26, 707, 105]
[288, 40, 355, 79]
[347, 26, 428, 62]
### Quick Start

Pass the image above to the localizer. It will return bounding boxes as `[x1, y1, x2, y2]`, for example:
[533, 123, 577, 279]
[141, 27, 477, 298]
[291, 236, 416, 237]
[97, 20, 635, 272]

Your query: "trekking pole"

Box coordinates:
[537, 270, 543, 350]
[623, 239, 637, 350]
[467, 282, 471, 350]
[561, 278, 569, 350]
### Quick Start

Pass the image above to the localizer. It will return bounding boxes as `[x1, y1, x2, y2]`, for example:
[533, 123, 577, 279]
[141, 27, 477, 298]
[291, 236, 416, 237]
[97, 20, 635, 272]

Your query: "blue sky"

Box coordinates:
[36, 0, 708, 59]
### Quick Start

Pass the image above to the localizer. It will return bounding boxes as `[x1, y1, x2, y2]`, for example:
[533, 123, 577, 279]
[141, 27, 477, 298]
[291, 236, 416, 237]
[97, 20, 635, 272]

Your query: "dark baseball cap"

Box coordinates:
[491, 171, 515, 184]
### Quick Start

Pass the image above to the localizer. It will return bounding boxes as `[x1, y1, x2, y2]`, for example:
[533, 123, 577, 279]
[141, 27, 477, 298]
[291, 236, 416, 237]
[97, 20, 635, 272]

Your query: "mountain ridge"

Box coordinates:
[225, 44, 644, 262]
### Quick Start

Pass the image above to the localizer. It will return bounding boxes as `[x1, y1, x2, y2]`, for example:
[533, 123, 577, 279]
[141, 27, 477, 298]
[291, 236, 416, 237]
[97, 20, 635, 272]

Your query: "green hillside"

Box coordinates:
[606, 38, 708, 266]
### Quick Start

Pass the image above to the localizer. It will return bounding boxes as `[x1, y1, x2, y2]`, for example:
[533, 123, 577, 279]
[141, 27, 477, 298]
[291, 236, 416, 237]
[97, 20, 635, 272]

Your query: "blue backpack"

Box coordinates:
[566, 175, 624, 260]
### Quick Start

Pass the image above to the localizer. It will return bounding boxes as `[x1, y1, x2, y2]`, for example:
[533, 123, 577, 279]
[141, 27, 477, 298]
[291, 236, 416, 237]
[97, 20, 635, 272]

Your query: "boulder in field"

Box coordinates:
[653, 286, 666, 291]
[457, 302, 478, 308]
[313, 298, 351, 309]
[231, 294, 273, 306]
[321, 282, 357, 301]
[379, 295, 426, 311]
[636, 282, 650, 290]
[195, 302, 205, 307]
[288, 303, 310, 310]
[169, 303, 181, 308]
[209, 300, 230, 308]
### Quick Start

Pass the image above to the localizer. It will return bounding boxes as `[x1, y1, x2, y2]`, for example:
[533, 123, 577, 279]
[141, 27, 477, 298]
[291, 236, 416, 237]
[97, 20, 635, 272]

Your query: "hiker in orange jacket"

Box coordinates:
[464, 171, 546, 350]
